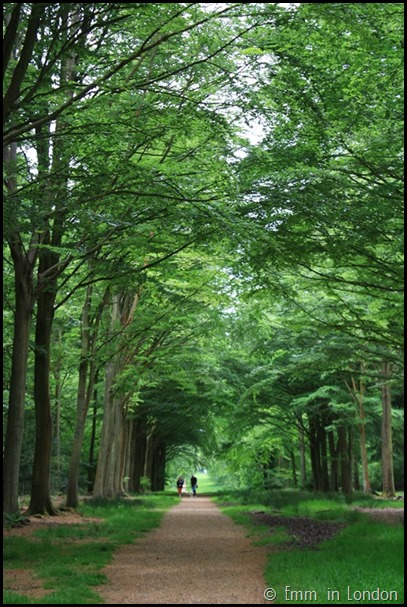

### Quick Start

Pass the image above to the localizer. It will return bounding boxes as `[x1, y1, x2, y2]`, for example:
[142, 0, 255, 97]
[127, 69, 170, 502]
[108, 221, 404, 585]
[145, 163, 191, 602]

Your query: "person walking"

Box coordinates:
[190, 474, 198, 497]
[176, 476, 184, 497]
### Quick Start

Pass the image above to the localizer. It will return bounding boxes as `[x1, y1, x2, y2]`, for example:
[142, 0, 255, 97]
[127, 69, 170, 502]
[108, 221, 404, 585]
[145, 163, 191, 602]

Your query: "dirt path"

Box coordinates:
[97, 496, 269, 604]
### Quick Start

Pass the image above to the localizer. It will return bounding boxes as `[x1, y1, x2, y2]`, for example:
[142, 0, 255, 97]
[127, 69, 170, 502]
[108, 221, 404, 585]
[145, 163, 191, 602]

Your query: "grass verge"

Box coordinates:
[215, 490, 404, 605]
[3, 494, 177, 604]
[268, 521, 404, 604]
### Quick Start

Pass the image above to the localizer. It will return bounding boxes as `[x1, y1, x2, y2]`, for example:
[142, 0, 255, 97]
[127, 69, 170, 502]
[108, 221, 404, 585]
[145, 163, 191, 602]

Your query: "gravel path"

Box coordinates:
[97, 496, 269, 604]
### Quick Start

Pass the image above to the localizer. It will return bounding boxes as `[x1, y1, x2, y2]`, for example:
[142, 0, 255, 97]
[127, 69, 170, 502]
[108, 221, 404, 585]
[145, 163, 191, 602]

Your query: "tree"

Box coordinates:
[3, 2, 256, 514]
[235, 3, 403, 345]
[380, 359, 396, 497]
[66, 281, 108, 507]
[3, 3, 403, 510]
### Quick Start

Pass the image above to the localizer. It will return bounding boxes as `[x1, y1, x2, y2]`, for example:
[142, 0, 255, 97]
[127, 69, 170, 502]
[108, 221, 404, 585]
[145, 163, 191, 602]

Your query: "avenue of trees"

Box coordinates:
[3, 3, 404, 516]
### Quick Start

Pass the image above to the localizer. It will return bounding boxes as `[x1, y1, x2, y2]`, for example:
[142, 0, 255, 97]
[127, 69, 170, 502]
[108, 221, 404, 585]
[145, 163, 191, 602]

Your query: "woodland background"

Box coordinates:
[3, 3, 404, 516]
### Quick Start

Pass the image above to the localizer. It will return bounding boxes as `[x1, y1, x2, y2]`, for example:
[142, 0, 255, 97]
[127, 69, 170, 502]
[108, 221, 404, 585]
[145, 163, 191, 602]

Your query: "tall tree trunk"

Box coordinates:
[144, 426, 156, 488]
[27, 163, 68, 515]
[128, 419, 137, 493]
[318, 419, 330, 492]
[87, 381, 99, 494]
[348, 374, 371, 493]
[352, 444, 360, 491]
[380, 360, 395, 497]
[337, 425, 352, 496]
[130, 414, 147, 493]
[118, 402, 130, 496]
[298, 425, 307, 487]
[27, 270, 59, 515]
[93, 354, 118, 498]
[93, 291, 142, 498]
[327, 430, 339, 492]
[289, 449, 298, 488]
[66, 286, 92, 508]
[356, 380, 370, 494]
[124, 418, 133, 494]
[26, 20, 75, 513]
[4, 128, 37, 515]
[111, 396, 127, 497]
[308, 414, 322, 491]
[53, 328, 63, 491]
[67, 287, 108, 505]
[3, 247, 35, 514]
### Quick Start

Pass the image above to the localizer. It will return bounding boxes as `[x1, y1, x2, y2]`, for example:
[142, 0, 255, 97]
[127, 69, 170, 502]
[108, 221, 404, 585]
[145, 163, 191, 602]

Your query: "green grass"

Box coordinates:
[214, 488, 403, 519]
[216, 490, 404, 604]
[215, 503, 291, 549]
[3, 494, 177, 604]
[278, 498, 364, 522]
[4, 487, 404, 604]
[193, 472, 222, 494]
[268, 522, 404, 604]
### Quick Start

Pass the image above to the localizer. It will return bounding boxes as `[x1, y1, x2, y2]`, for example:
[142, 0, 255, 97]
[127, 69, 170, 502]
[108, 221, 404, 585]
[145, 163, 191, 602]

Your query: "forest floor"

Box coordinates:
[3, 496, 404, 604]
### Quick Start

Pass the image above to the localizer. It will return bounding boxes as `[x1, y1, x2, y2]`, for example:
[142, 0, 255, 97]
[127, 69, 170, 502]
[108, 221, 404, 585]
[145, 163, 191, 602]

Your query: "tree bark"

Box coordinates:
[298, 425, 307, 487]
[123, 417, 133, 494]
[144, 427, 155, 486]
[380, 360, 396, 497]
[317, 417, 330, 492]
[26, 11, 76, 513]
[93, 294, 132, 498]
[327, 430, 339, 492]
[129, 414, 147, 493]
[93, 290, 143, 498]
[111, 396, 127, 497]
[3, 248, 34, 514]
[27, 267, 59, 515]
[66, 286, 92, 508]
[348, 375, 371, 493]
[289, 449, 298, 488]
[337, 425, 352, 496]
[87, 383, 99, 494]
[93, 352, 118, 498]
[356, 380, 370, 494]
[309, 420, 321, 491]
[53, 327, 63, 490]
